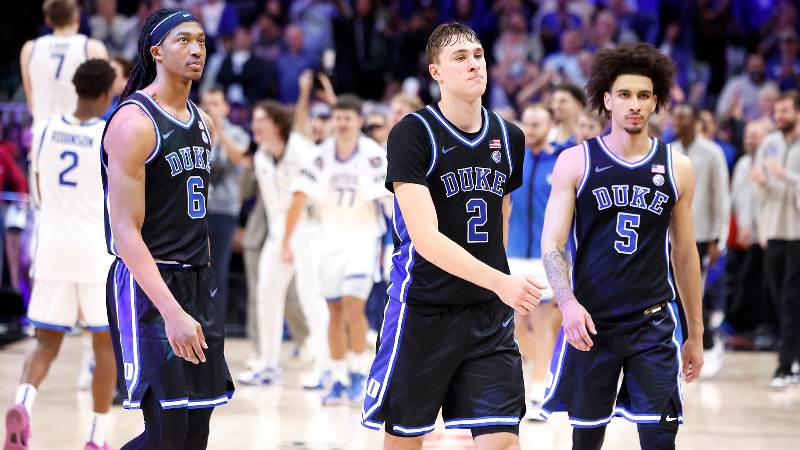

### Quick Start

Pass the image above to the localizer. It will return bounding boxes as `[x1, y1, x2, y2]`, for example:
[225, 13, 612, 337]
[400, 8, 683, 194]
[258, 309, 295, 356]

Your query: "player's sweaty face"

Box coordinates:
[606, 74, 656, 135]
[436, 40, 486, 97]
[155, 22, 206, 80]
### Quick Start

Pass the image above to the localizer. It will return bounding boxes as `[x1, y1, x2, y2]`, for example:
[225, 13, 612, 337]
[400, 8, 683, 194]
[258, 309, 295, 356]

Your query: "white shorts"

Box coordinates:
[507, 257, 554, 302]
[322, 239, 381, 301]
[27, 280, 109, 331]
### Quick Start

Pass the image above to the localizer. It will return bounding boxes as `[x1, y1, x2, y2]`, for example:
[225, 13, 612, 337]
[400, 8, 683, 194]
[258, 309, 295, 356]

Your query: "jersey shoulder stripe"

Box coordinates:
[577, 140, 591, 197]
[666, 143, 679, 199]
[112, 98, 162, 165]
[493, 111, 513, 175]
[409, 112, 437, 178]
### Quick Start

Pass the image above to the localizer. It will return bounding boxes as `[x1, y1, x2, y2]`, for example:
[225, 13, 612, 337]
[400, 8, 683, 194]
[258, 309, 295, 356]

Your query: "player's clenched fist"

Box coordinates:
[497, 274, 546, 315]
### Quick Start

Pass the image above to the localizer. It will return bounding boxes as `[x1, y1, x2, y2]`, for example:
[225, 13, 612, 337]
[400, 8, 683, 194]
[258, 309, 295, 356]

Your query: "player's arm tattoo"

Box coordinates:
[543, 248, 577, 306]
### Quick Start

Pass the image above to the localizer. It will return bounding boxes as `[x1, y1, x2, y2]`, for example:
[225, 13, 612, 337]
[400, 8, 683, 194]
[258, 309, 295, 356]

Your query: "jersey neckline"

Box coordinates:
[61, 114, 101, 127]
[137, 90, 195, 129]
[596, 135, 659, 169]
[425, 104, 489, 149]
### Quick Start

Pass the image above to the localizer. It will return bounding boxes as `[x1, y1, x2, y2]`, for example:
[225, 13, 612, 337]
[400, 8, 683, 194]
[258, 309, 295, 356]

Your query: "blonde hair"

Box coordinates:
[391, 93, 424, 111]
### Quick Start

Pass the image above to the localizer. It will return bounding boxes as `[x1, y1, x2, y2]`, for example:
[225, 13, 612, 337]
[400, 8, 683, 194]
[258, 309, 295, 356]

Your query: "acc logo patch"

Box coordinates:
[370, 157, 382, 167]
[653, 174, 665, 186]
[491, 150, 501, 164]
[201, 132, 209, 144]
[315, 157, 324, 169]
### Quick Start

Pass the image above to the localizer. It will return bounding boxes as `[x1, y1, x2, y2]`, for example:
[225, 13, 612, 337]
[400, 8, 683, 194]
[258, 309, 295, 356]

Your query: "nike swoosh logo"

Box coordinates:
[665, 416, 677, 422]
[162, 130, 174, 139]
[595, 166, 612, 172]
[183, 14, 191, 17]
[502, 317, 513, 327]
[653, 316, 667, 326]
[210, 288, 218, 297]
[443, 146, 457, 154]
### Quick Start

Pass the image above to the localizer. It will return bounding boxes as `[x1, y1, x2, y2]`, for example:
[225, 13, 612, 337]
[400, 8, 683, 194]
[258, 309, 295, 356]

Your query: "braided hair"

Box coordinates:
[120, 8, 184, 100]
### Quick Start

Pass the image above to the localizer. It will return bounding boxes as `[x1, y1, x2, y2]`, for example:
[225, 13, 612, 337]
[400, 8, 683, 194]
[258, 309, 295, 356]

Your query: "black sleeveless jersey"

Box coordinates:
[101, 91, 212, 267]
[386, 104, 525, 306]
[571, 136, 678, 334]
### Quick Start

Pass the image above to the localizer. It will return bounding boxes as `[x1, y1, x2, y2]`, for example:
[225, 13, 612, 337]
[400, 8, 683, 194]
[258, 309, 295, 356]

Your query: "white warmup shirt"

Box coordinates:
[28, 34, 90, 127]
[30, 115, 114, 283]
[293, 135, 390, 251]
[253, 131, 318, 236]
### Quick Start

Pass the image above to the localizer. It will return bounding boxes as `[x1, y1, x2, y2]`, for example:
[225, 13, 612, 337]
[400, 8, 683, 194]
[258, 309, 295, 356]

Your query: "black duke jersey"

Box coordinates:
[101, 91, 212, 267]
[386, 104, 525, 306]
[571, 136, 678, 333]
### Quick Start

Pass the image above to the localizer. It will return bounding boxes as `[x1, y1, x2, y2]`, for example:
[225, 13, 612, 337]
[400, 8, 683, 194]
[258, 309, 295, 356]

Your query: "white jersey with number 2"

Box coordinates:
[30, 115, 114, 283]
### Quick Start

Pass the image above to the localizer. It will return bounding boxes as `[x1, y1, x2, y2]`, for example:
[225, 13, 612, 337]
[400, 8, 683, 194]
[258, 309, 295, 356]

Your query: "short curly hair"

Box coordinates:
[72, 59, 116, 99]
[585, 43, 676, 119]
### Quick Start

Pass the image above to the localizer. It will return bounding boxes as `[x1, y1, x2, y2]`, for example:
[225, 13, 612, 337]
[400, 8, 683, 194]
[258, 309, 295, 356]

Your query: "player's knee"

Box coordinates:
[35, 330, 64, 360]
[637, 424, 676, 450]
[572, 426, 606, 450]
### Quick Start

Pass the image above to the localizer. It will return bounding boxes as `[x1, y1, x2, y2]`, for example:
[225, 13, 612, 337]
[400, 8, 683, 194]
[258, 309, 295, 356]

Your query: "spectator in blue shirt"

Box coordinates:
[507, 103, 562, 421]
[276, 24, 319, 104]
[539, 0, 582, 55]
[767, 30, 800, 91]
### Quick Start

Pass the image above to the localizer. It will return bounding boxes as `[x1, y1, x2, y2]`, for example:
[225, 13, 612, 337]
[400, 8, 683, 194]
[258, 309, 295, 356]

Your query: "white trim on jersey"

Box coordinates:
[576, 140, 592, 198]
[409, 112, 438, 178]
[596, 135, 659, 169]
[139, 91, 195, 129]
[493, 111, 513, 175]
[425, 104, 490, 148]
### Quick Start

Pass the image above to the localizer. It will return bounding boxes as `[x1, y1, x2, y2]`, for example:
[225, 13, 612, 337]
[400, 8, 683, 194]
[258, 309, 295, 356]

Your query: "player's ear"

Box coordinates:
[151, 45, 162, 64]
[652, 94, 658, 114]
[603, 91, 611, 112]
[429, 64, 443, 84]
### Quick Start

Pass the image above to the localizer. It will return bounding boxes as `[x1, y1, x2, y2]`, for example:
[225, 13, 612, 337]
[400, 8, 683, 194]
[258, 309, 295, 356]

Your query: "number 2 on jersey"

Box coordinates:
[59, 151, 78, 186]
[187, 176, 206, 218]
[466, 198, 488, 243]
[615, 212, 640, 254]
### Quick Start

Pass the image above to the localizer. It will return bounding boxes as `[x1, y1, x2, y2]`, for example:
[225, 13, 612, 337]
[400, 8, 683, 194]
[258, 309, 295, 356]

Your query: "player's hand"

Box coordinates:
[298, 69, 314, 94]
[750, 165, 767, 186]
[682, 336, 704, 383]
[164, 309, 207, 364]
[737, 226, 753, 248]
[707, 243, 721, 268]
[281, 242, 294, 264]
[559, 299, 596, 351]
[497, 274, 545, 315]
[763, 159, 787, 181]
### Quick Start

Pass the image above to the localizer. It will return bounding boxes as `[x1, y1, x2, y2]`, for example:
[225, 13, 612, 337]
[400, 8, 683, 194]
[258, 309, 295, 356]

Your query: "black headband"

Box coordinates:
[150, 11, 202, 47]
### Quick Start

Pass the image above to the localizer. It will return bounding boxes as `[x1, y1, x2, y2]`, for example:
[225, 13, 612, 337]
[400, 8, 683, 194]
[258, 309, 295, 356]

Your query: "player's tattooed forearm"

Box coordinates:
[543, 249, 577, 306]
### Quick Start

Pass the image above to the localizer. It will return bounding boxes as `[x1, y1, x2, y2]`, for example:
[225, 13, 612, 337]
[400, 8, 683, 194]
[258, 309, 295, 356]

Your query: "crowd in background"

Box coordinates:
[1, 0, 800, 360]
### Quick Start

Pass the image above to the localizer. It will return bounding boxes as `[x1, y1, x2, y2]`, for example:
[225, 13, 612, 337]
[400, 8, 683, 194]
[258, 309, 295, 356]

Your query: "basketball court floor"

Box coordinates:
[1, 335, 799, 449]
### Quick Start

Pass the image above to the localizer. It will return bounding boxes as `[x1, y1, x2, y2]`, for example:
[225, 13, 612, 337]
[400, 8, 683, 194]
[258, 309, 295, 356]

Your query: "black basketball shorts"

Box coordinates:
[361, 297, 525, 437]
[540, 301, 684, 429]
[106, 259, 234, 410]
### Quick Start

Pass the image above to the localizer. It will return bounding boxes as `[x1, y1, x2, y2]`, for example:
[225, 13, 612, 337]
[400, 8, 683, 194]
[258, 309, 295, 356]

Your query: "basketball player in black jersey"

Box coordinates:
[102, 9, 233, 450]
[361, 23, 546, 449]
[539, 43, 704, 450]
